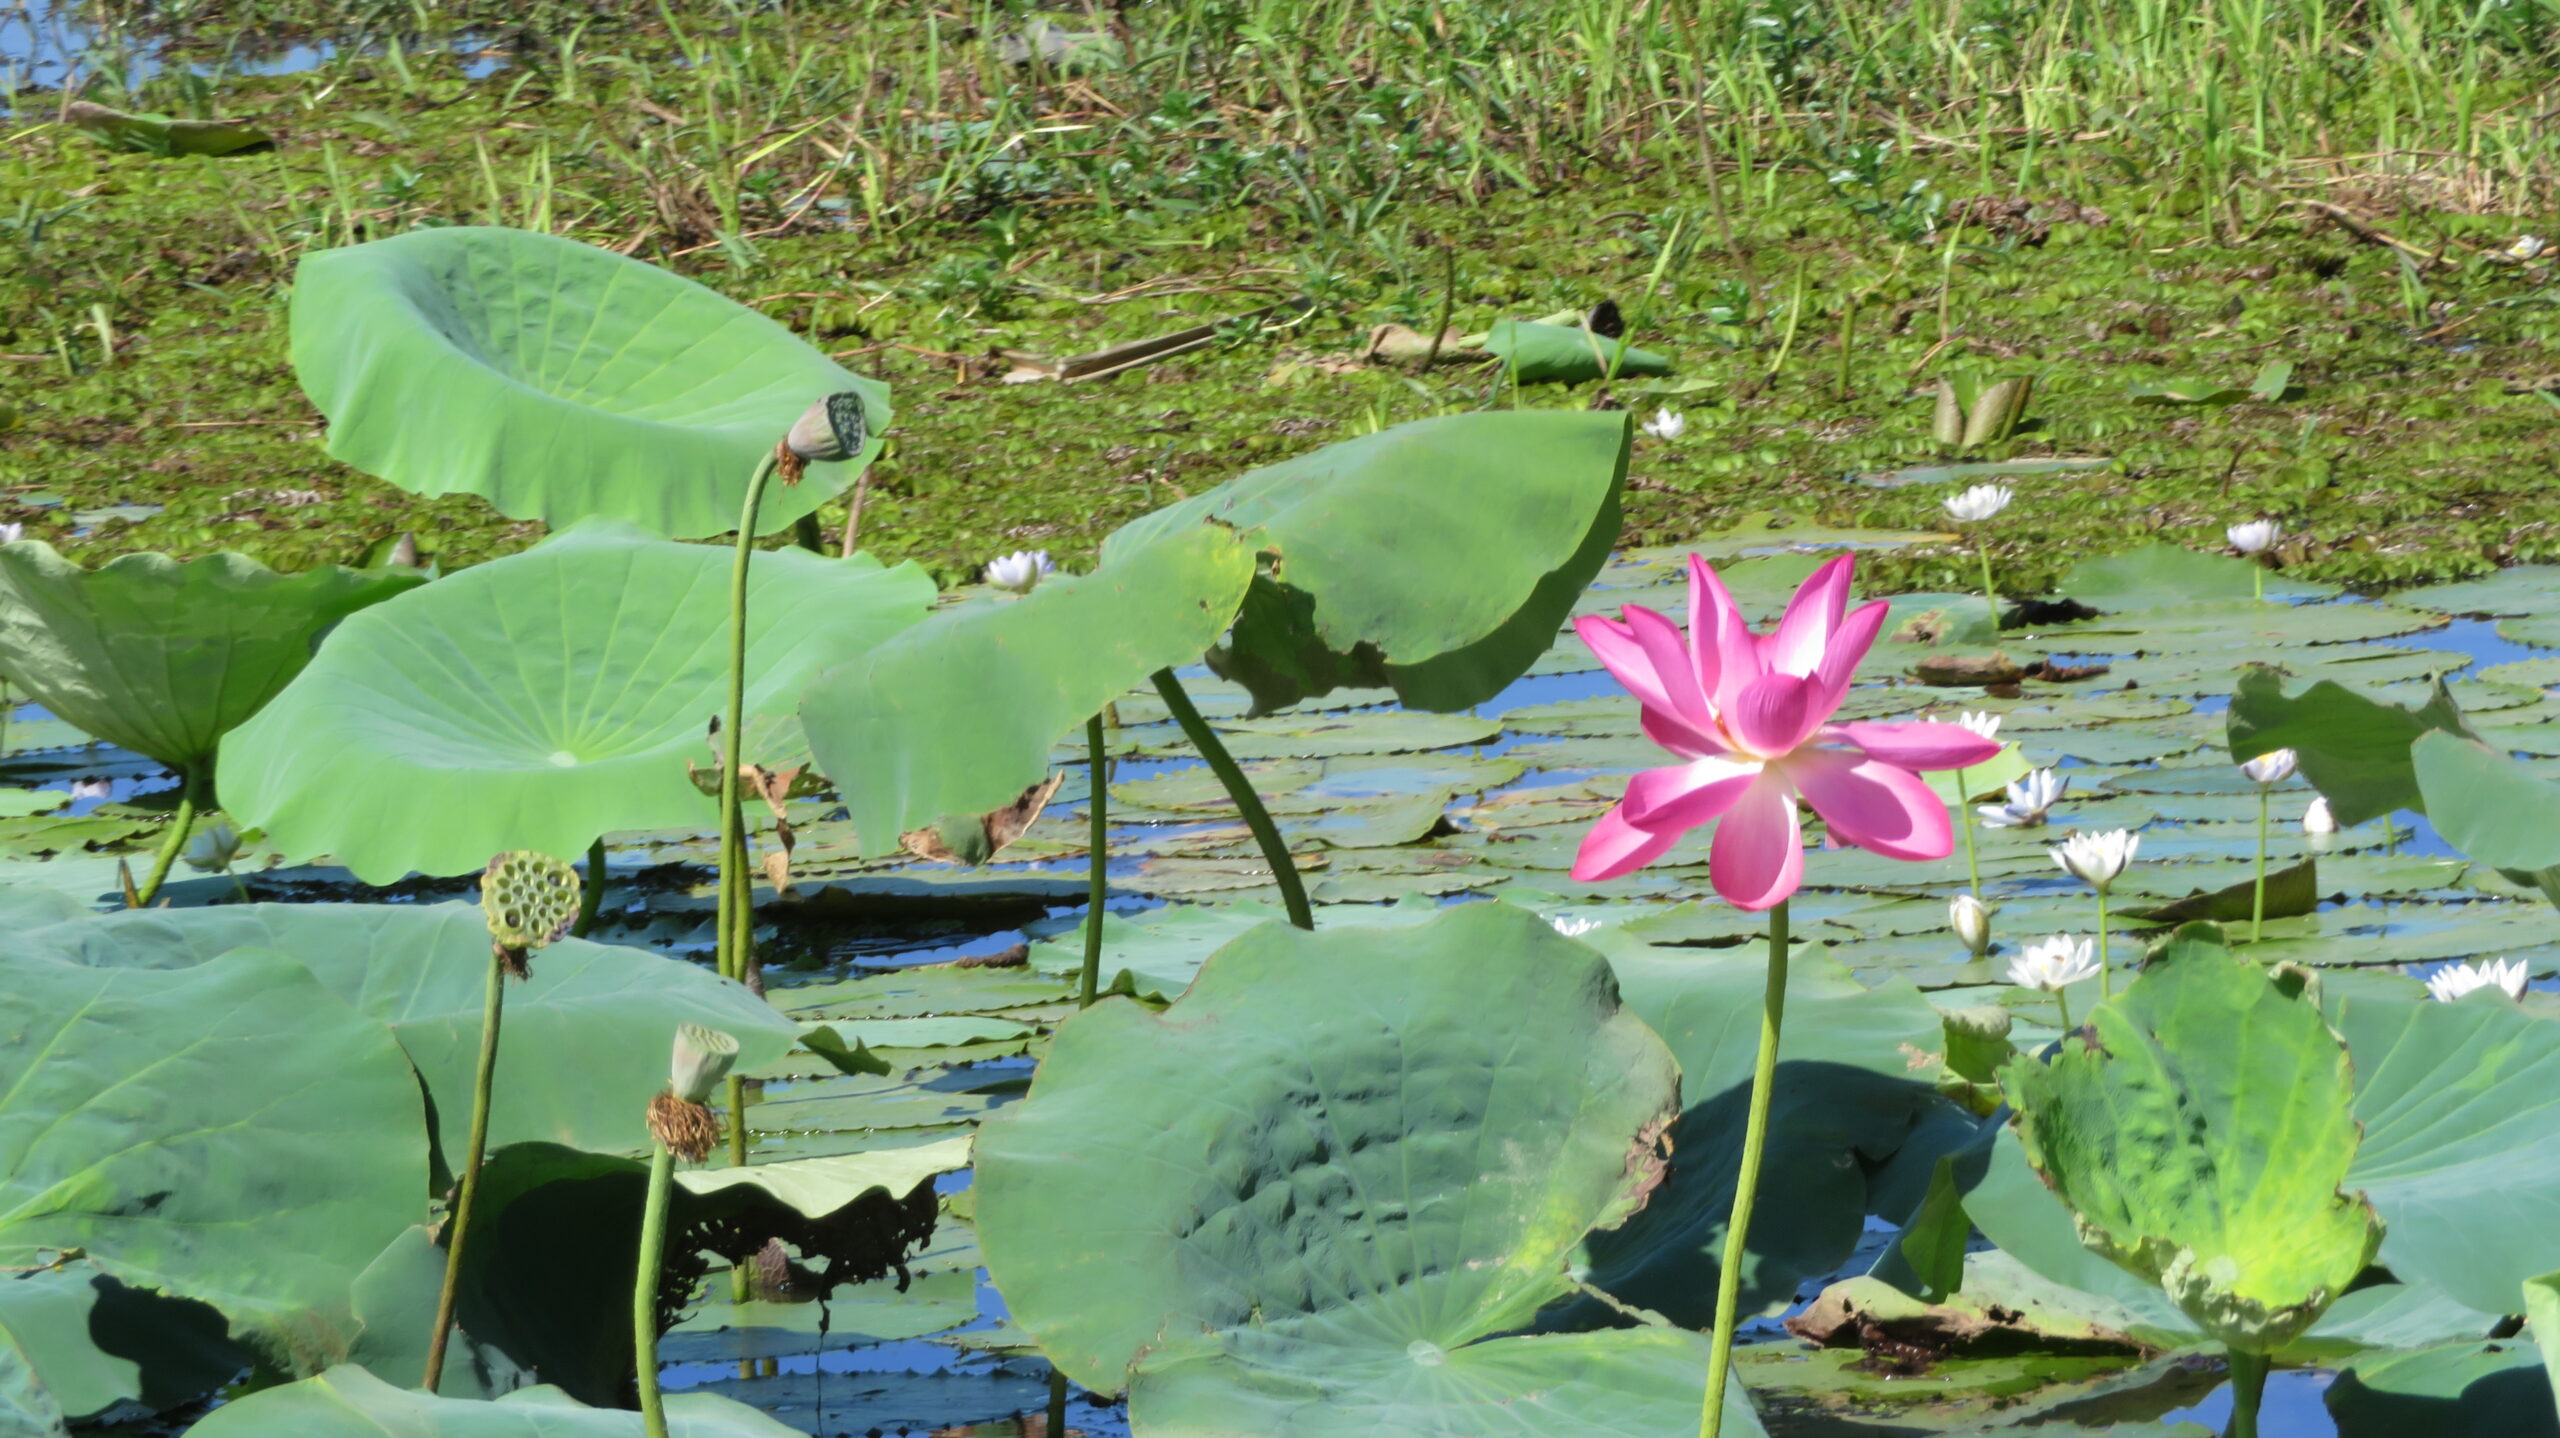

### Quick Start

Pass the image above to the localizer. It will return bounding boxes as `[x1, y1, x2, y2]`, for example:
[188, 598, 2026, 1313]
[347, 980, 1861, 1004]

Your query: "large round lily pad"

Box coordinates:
[0, 947, 426, 1372]
[0, 540, 422, 773]
[802, 518, 1253, 857]
[974, 901, 1765, 1436]
[1099, 411, 1630, 714]
[219, 521, 932, 881]
[23, 902, 798, 1161]
[291, 226, 889, 539]
[190, 1364, 807, 1437]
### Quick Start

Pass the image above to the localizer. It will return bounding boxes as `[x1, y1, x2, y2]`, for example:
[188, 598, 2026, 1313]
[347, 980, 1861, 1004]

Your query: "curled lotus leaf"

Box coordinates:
[289, 226, 889, 539]
[0, 540, 422, 772]
[1099, 411, 1630, 714]
[188, 1364, 806, 1437]
[218, 520, 932, 882]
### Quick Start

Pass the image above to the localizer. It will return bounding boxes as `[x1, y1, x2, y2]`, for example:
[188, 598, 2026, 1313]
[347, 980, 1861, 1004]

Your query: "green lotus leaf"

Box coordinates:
[1999, 924, 2383, 1354]
[2412, 729, 2560, 874]
[1481, 319, 1672, 384]
[2528, 1272, 2560, 1423]
[344, 1227, 526, 1399]
[975, 902, 1765, 1437]
[290, 227, 889, 539]
[219, 521, 932, 881]
[802, 519, 1254, 858]
[0, 947, 426, 1373]
[21, 903, 798, 1161]
[61, 100, 271, 156]
[0, 1266, 245, 1434]
[2327, 1341, 2559, 1438]
[1566, 939, 1974, 1328]
[1100, 411, 1629, 714]
[0, 540, 423, 773]
[2227, 666, 2473, 827]
[188, 1364, 805, 1437]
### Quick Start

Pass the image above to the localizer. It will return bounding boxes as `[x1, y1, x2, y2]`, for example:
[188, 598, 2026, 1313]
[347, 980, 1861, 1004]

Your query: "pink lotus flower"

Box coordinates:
[1572, 554, 2002, 910]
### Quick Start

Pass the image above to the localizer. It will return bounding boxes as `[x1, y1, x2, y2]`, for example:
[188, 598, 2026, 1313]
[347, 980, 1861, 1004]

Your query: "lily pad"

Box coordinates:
[803, 519, 1253, 858]
[0, 541, 422, 772]
[1999, 925, 2383, 1353]
[23, 903, 798, 1161]
[219, 521, 932, 881]
[291, 226, 889, 539]
[188, 1365, 806, 1437]
[2060, 545, 2340, 608]
[974, 902, 1764, 1436]
[0, 947, 425, 1372]
[2327, 1341, 2558, 1438]
[1101, 411, 1629, 714]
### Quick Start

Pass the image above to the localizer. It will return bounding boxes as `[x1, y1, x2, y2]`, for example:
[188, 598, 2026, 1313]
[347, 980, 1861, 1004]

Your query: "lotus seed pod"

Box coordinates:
[647, 1090, 725, 1163]
[481, 850, 582, 964]
[669, 1022, 741, 1105]
[785, 392, 869, 464]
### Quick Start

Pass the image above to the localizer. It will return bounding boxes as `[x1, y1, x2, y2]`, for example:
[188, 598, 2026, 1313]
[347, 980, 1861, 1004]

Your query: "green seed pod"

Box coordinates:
[785, 392, 868, 464]
[669, 1022, 740, 1105]
[481, 850, 582, 958]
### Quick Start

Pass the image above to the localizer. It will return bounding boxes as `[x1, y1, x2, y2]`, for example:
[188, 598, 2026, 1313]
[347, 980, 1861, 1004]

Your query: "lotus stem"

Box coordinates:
[573, 837, 606, 938]
[2096, 886, 2113, 1000]
[1046, 1371, 1070, 1437]
[716, 451, 780, 989]
[1, 679, 10, 764]
[633, 1140, 677, 1438]
[1083, 712, 1109, 1008]
[1151, 668, 1312, 931]
[1974, 535, 2002, 634]
[423, 941, 506, 1392]
[2252, 563, 2266, 607]
[1699, 897, 1788, 1438]
[131, 765, 205, 909]
[2251, 788, 2270, 943]
[2223, 1348, 2270, 1438]
[2055, 987, 2073, 1034]
[1955, 764, 1982, 900]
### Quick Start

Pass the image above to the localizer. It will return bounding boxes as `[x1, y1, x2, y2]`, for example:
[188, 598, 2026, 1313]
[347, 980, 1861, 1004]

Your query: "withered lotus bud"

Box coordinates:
[647, 1090, 724, 1163]
[784, 392, 869, 464]
[669, 1022, 740, 1104]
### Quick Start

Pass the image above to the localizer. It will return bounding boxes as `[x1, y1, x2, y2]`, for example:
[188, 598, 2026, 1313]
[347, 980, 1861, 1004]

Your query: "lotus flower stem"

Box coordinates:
[1974, 536, 2002, 634]
[573, 838, 606, 938]
[2055, 987, 2073, 1034]
[2224, 1348, 2269, 1438]
[131, 765, 205, 909]
[1699, 897, 1788, 1438]
[2251, 788, 2270, 942]
[632, 1139, 677, 1438]
[1151, 668, 1312, 931]
[2252, 565, 2265, 606]
[2096, 888, 2113, 1000]
[716, 452, 780, 987]
[1083, 712, 1109, 1007]
[423, 941, 506, 1392]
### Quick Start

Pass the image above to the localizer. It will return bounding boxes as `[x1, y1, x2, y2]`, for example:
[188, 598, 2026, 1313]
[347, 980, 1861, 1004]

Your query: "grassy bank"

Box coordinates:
[8, 0, 2560, 592]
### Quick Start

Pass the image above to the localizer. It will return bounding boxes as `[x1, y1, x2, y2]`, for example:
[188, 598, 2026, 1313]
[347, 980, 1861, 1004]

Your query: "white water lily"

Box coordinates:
[2510, 235, 2549, 261]
[1953, 710, 2002, 741]
[2052, 828, 2139, 889]
[1951, 893, 1991, 956]
[181, 820, 241, 874]
[69, 779, 111, 802]
[1549, 914, 1603, 938]
[2227, 519, 2281, 555]
[1642, 408, 1686, 441]
[2240, 748, 2298, 785]
[1979, 767, 2068, 828]
[2304, 796, 2338, 835]
[1944, 483, 2013, 523]
[2008, 935, 2099, 993]
[2425, 957, 2529, 1003]
[984, 549, 1056, 594]
[0, 523, 20, 544]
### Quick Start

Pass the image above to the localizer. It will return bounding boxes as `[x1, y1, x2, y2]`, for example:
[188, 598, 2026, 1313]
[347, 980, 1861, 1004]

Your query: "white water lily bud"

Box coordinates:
[785, 392, 870, 463]
[1944, 483, 2013, 523]
[2240, 748, 2299, 786]
[984, 550, 1056, 594]
[181, 820, 241, 874]
[1953, 710, 2002, 741]
[2424, 957, 2529, 1003]
[2052, 828, 2139, 890]
[2303, 796, 2337, 835]
[669, 1023, 741, 1105]
[2008, 935, 2100, 993]
[1951, 893, 1991, 957]
[1642, 408, 1686, 441]
[2227, 519, 2280, 555]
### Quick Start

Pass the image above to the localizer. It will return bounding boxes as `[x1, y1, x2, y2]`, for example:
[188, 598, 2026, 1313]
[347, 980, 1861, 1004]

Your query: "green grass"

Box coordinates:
[10, 0, 2560, 592]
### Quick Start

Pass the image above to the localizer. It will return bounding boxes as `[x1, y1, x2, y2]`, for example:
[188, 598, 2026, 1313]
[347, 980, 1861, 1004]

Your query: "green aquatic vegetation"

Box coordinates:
[188, 1364, 807, 1437]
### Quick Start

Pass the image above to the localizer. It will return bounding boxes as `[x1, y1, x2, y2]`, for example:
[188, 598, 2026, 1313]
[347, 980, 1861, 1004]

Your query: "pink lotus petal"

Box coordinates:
[1572, 804, 1690, 882]
[1624, 605, 1716, 729]
[1574, 612, 1679, 717]
[1641, 704, 1731, 760]
[1827, 720, 2004, 771]
[1809, 600, 1889, 711]
[1620, 756, 1763, 830]
[1708, 774, 1804, 911]
[1729, 672, 1819, 756]
[1689, 554, 1763, 714]
[1788, 749, 1953, 861]
[1763, 554, 1855, 678]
